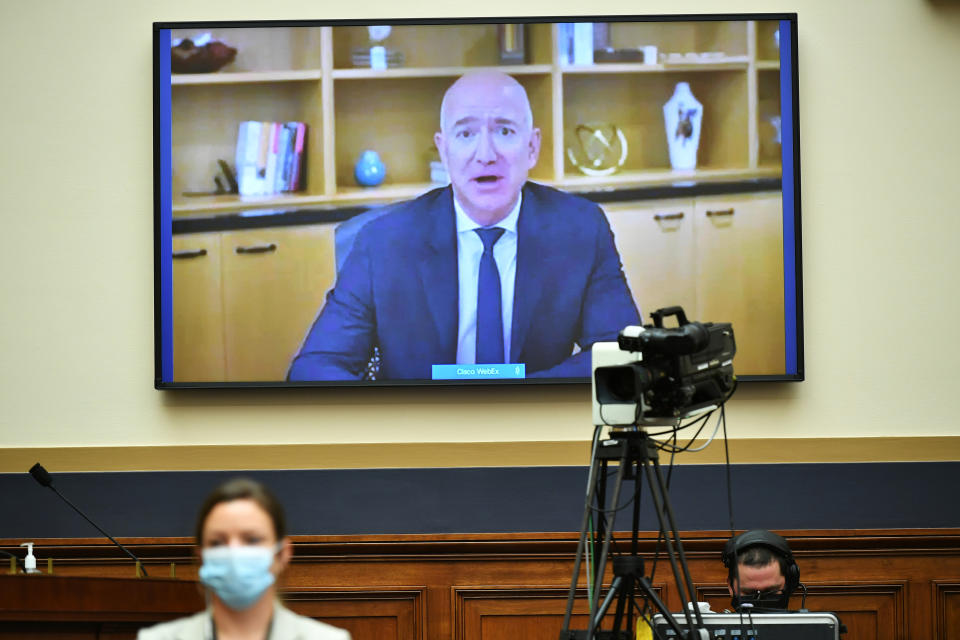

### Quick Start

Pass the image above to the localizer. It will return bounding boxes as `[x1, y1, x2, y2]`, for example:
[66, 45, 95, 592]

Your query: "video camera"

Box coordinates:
[591, 306, 736, 426]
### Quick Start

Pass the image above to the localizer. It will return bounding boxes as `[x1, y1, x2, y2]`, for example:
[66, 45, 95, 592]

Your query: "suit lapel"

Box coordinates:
[511, 184, 548, 361]
[415, 187, 459, 359]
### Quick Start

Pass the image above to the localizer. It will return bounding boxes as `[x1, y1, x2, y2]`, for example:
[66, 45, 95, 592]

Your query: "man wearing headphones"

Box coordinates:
[721, 529, 802, 611]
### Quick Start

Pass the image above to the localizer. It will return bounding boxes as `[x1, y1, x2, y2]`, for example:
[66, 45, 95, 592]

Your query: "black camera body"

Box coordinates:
[593, 306, 736, 423]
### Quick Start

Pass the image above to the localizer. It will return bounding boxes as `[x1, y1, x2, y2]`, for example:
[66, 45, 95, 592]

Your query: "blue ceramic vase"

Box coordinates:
[354, 150, 386, 187]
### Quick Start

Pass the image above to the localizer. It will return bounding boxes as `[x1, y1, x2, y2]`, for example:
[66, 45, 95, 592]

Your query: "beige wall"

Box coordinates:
[1, 0, 959, 470]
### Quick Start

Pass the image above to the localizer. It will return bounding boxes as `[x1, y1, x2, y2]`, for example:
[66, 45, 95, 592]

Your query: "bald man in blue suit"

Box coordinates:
[288, 72, 639, 381]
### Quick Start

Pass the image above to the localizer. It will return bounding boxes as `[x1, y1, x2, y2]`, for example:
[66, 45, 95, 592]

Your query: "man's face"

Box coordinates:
[435, 75, 541, 227]
[728, 559, 788, 608]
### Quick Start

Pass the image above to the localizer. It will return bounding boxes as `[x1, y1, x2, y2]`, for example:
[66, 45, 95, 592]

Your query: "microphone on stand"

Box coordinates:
[28, 462, 149, 576]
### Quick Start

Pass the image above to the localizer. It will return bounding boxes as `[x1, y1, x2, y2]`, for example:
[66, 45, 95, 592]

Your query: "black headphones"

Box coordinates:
[722, 529, 800, 593]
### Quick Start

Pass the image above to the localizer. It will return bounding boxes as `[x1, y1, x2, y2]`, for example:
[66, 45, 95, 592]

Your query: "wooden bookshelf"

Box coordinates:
[168, 19, 787, 217]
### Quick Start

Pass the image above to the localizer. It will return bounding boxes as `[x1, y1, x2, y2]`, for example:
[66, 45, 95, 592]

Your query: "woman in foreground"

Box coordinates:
[139, 477, 351, 640]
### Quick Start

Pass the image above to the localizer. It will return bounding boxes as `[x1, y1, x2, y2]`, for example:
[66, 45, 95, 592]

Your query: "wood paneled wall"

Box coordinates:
[3, 529, 959, 639]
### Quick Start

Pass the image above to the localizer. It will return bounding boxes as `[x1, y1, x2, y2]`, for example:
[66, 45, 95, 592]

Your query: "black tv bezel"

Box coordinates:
[153, 13, 803, 389]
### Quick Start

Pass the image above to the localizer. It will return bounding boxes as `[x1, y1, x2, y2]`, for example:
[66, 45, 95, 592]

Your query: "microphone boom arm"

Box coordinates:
[29, 463, 148, 577]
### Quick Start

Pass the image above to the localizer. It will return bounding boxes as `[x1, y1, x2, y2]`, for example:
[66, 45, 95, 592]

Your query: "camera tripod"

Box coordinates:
[559, 429, 707, 640]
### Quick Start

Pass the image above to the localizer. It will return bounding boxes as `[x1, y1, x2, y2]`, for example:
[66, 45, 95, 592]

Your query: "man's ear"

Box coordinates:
[726, 578, 736, 596]
[527, 127, 542, 168]
[434, 132, 447, 166]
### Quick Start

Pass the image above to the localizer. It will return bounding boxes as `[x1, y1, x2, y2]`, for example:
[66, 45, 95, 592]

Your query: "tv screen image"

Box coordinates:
[154, 14, 801, 387]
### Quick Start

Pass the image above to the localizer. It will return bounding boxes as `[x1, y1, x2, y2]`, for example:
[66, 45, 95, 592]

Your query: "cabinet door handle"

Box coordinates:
[234, 243, 277, 255]
[705, 208, 735, 217]
[654, 212, 685, 221]
[172, 248, 208, 259]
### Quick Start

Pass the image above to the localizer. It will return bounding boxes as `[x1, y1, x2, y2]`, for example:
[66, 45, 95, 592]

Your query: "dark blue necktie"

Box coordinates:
[475, 227, 506, 364]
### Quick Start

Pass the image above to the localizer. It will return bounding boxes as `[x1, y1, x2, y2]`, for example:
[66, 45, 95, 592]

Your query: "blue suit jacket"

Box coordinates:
[288, 182, 640, 381]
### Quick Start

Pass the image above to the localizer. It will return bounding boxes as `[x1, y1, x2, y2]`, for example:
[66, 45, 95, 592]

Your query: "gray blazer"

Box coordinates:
[137, 602, 351, 640]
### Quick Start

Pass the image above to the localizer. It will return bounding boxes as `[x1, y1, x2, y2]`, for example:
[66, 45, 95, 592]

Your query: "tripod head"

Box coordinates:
[611, 555, 644, 580]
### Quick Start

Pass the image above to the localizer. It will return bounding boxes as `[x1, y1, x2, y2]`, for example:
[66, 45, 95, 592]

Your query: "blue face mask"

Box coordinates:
[199, 544, 280, 611]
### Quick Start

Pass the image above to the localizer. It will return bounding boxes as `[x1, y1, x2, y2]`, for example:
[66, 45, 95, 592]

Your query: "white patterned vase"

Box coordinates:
[663, 82, 703, 170]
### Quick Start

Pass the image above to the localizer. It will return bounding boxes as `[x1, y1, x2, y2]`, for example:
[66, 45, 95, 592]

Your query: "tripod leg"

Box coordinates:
[588, 447, 629, 639]
[639, 455, 700, 633]
[560, 445, 606, 632]
[650, 455, 706, 629]
[636, 576, 690, 639]
[593, 574, 624, 631]
[609, 571, 634, 635]
[624, 457, 643, 635]
[593, 459, 608, 595]
[643, 445, 703, 629]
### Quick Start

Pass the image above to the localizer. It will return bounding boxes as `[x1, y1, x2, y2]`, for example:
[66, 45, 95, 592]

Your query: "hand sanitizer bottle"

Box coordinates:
[20, 542, 41, 574]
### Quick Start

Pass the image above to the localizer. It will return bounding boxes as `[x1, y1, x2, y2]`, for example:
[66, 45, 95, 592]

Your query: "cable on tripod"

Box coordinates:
[586, 511, 595, 612]
[657, 409, 723, 454]
[593, 415, 711, 520]
[648, 387, 736, 635]
[722, 401, 735, 537]
[721, 399, 746, 625]
[645, 411, 707, 438]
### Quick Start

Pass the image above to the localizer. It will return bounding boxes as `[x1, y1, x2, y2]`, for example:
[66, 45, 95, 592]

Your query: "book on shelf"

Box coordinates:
[256, 124, 271, 194]
[236, 120, 308, 197]
[235, 121, 260, 197]
[558, 22, 596, 66]
[278, 123, 294, 193]
[291, 122, 306, 191]
[263, 122, 277, 195]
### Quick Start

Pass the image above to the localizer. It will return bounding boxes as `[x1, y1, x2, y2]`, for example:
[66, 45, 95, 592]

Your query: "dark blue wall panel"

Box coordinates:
[1, 462, 957, 540]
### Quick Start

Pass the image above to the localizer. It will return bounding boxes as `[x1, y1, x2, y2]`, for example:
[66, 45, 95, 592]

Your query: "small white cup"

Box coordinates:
[643, 45, 658, 64]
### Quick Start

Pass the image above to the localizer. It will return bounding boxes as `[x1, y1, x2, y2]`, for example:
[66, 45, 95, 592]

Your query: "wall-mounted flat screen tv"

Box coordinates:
[154, 13, 802, 388]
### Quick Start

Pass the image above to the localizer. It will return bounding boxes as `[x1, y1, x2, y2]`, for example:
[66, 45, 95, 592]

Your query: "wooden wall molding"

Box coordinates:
[803, 582, 907, 640]
[284, 587, 426, 640]
[452, 586, 578, 640]
[3, 529, 959, 639]
[933, 581, 960, 640]
[451, 584, 670, 640]
[3, 436, 959, 471]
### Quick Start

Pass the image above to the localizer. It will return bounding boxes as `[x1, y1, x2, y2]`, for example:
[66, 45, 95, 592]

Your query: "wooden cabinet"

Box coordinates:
[603, 192, 784, 376]
[602, 199, 697, 320]
[694, 194, 784, 375]
[167, 19, 784, 216]
[221, 226, 337, 382]
[171, 233, 224, 382]
[172, 225, 337, 382]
